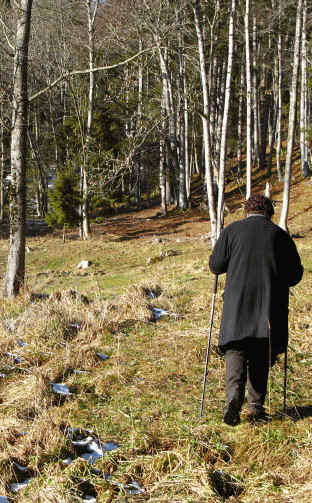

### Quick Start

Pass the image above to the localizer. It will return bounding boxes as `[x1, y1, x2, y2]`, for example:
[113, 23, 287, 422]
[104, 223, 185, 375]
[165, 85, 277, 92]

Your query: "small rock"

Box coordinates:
[77, 260, 91, 270]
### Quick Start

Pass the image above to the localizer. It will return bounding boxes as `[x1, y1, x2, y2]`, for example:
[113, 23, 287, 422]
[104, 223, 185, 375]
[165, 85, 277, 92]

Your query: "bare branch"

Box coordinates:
[29, 46, 156, 103]
[0, 14, 15, 52]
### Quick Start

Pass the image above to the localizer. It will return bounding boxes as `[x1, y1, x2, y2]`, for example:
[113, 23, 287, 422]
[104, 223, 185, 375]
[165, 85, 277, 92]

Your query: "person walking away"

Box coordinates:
[209, 194, 303, 426]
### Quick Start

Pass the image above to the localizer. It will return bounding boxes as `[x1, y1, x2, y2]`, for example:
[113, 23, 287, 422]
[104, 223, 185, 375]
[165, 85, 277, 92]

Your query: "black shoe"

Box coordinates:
[247, 409, 272, 424]
[223, 401, 240, 426]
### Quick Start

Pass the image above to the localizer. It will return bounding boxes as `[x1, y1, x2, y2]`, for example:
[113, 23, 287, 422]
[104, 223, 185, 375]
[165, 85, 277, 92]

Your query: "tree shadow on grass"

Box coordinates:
[278, 405, 312, 422]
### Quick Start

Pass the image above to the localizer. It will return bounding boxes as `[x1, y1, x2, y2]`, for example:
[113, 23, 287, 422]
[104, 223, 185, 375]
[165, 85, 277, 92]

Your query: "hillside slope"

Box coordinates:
[0, 169, 311, 502]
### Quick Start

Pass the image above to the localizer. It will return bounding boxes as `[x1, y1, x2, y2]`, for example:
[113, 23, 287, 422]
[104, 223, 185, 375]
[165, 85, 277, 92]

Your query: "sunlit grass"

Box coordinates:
[0, 165, 311, 501]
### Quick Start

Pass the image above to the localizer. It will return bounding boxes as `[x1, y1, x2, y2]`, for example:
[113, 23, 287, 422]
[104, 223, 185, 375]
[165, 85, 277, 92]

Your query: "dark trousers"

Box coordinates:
[225, 339, 270, 413]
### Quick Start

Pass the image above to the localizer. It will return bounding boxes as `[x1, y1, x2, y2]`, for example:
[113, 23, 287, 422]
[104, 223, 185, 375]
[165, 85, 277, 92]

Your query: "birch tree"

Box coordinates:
[193, 0, 217, 244]
[81, 0, 99, 240]
[279, 0, 303, 231]
[275, 0, 283, 181]
[216, 0, 235, 238]
[245, 0, 252, 199]
[300, 0, 308, 176]
[252, 14, 259, 170]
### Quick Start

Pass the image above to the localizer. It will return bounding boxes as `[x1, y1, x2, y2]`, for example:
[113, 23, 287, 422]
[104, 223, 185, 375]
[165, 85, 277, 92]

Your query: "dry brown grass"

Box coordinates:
[0, 167, 311, 502]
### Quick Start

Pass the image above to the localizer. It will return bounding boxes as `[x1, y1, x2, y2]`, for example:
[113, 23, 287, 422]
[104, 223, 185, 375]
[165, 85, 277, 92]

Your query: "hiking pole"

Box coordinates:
[283, 348, 288, 414]
[200, 274, 219, 418]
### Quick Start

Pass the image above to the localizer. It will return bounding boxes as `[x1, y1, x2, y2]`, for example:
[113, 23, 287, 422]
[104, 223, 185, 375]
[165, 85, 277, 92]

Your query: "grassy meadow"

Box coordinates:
[0, 169, 311, 502]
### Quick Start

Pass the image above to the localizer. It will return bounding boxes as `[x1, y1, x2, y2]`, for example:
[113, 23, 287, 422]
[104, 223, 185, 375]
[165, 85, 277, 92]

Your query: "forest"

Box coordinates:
[0, 0, 311, 297]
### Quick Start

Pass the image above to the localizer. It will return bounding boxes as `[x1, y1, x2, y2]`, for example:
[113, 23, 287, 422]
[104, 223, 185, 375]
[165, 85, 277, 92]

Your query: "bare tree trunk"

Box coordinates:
[156, 41, 179, 205]
[0, 103, 4, 222]
[81, 0, 99, 240]
[184, 74, 190, 201]
[237, 63, 244, 176]
[267, 100, 277, 177]
[134, 38, 144, 209]
[215, 60, 226, 170]
[279, 0, 302, 231]
[178, 16, 186, 210]
[193, 0, 217, 244]
[276, 1, 283, 181]
[47, 90, 59, 169]
[4, 0, 33, 298]
[252, 14, 259, 169]
[300, 0, 308, 176]
[259, 60, 272, 171]
[217, 0, 235, 238]
[160, 95, 167, 214]
[28, 113, 47, 217]
[245, 0, 252, 199]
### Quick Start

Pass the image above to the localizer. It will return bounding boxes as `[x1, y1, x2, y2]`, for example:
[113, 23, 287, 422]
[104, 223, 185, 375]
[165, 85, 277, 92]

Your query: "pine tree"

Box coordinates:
[46, 169, 80, 230]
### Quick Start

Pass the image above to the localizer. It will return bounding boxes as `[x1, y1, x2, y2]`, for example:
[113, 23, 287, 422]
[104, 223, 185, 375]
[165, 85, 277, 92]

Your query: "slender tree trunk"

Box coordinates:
[134, 37, 144, 209]
[160, 95, 167, 214]
[252, 14, 259, 169]
[47, 91, 59, 169]
[178, 18, 186, 209]
[81, 0, 99, 240]
[217, 0, 235, 238]
[28, 114, 47, 217]
[259, 61, 272, 171]
[300, 0, 308, 176]
[4, 0, 33, 298]
[279, 0, 303, 231]
[156, 41, 179, 205]
[0, 103, 4, 222]
[267, 100, 277, 177]
[245, 0, 252, 199]
[276, 2, 283, 181]
[193, 0, 217, 244]
[209, 56, 218, 161]
[184, 75, 190, 201]
[237, 63, 244, 176]
[215, 60, 226, 170]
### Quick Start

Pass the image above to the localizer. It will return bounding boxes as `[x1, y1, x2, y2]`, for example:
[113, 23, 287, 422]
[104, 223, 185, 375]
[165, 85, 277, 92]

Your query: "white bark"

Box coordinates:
[156, 41, 179, 204]
[216, 0, 235, 238]
[245, 0, 252, 199]
[184, 74, 190, 201]
[193, 0, 217, 245]
[178, 19, 186, 209]
[159, 97, 167, 214]
[237, 63, 244, 176]
[276, 1, 283, 181]
[300, 0, 308, 175]
[279, 0, 303, 231]
[4, 0, 33, 297]
[134, 37, 144, 208]
[81, 0, 98, 240]
[215, 60, 226, 169]
[252, 14, 259, 169]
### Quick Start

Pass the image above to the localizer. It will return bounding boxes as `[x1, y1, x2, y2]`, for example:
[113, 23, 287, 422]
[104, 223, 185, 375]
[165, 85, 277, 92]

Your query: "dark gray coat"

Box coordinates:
[209, 215, 303, 354]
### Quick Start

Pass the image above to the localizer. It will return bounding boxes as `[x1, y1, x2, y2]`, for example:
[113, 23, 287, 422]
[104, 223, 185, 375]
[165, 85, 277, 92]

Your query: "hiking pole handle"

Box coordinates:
[199, 274, 219, 418]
